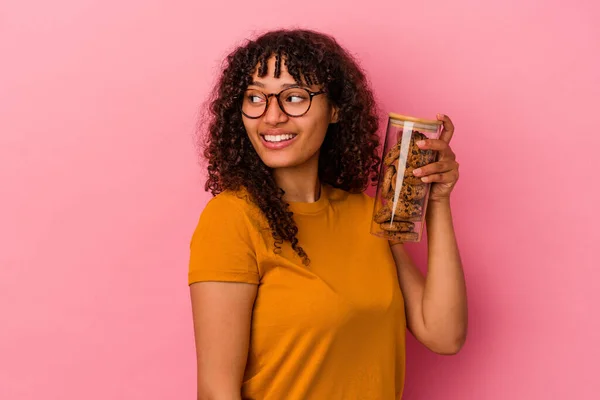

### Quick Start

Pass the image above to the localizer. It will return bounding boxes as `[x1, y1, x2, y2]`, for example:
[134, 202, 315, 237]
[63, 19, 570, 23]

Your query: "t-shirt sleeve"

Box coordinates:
[188, 195, 260, 285]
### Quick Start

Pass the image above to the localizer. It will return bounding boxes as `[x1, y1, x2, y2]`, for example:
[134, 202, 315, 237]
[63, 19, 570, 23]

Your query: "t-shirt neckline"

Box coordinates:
[286, 184, 330, 215]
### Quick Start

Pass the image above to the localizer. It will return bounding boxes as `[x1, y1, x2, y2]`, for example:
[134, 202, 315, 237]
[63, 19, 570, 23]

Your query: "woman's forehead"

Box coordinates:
[248, 77, 320, 93]
[250, 62, 320, 91]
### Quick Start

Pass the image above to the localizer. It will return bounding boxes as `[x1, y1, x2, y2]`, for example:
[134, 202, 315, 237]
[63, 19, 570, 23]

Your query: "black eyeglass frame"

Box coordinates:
[241, 85, 326, 119]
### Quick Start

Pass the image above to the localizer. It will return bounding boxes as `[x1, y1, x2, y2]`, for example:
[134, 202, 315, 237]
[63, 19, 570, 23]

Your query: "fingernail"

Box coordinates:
[437, 113, 444, 119]
[416, 140, 426, 146]
[421, 176, 429, 182]
[413, 168, 422, 176]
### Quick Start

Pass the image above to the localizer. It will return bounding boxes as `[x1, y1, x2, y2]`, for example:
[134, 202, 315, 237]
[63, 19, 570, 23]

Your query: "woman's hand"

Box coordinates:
[411, 114, 459, 202]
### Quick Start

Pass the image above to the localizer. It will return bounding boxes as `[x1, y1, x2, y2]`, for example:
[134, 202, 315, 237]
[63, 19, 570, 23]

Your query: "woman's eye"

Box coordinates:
[286, 94, 306, 103]
[248, 95, 265, 103]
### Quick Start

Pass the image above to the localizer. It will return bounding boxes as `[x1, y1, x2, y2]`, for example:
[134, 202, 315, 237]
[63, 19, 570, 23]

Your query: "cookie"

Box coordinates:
[400, 183, 427, 201]
[390, 163, 423, 187]
[373, 204, 392, 223]
[385, 179, 428, 202]
[379, 221, 415, 232]
[402, 166, 424, 186]
[373, 204, 404, 223]
[387, 231, 419, 242]
[410, 131, 428, 141]
[392, 199, 423, 221]
[406, 145, 436, 168]
[381, 164, 395, 199]
[383, 142, 401, 166]
[386, 130, 437, 168]
[390, 172, 398, 192]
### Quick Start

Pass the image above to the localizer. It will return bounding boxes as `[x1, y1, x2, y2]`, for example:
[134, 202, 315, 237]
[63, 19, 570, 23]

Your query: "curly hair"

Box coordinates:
[199, 28, 381, 265]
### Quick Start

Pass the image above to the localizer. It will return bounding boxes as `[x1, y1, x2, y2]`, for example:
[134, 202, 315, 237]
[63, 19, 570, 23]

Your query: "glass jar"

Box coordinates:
[370, 113, 443, 242]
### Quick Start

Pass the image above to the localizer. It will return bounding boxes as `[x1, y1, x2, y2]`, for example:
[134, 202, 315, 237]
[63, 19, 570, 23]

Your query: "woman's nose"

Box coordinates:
[262, 97, 288, 125]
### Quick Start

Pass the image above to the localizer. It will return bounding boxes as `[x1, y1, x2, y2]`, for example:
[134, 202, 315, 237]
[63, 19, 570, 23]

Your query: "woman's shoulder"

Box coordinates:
[204, 188, 253, 211]
[200, 188, 266, 230]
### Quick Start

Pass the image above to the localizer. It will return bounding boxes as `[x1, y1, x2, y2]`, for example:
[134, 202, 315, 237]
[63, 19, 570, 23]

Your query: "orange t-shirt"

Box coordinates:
[188, 184, 406, 399]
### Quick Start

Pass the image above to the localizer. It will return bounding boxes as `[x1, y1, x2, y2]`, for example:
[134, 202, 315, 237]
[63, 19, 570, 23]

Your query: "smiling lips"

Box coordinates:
[264, 133, 295, 142]
[260, 130, 298, 150]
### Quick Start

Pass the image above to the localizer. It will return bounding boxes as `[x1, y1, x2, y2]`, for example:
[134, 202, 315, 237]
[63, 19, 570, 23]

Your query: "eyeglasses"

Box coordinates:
[241, 86, 326, 119]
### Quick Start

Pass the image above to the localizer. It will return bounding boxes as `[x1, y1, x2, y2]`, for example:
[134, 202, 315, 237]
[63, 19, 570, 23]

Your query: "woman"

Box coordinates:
[188, 28, 467, 399]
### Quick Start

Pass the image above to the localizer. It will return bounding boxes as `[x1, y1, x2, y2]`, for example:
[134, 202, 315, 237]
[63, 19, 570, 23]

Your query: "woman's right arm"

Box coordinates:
[190, 281, 258, 400]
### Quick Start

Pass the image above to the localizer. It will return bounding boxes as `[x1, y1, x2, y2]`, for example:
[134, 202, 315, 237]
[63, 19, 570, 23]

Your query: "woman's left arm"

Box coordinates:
[389, 114, 467, 355]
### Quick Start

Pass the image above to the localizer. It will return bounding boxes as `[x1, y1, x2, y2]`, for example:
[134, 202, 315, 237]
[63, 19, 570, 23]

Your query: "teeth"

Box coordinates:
[264, 134, 295, 143]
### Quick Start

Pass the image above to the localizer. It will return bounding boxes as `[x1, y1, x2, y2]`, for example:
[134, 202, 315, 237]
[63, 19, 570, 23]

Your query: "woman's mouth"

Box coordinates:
[260, 133, 298, 150]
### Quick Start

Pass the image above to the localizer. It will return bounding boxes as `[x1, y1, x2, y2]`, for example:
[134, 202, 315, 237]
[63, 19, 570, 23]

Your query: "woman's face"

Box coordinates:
[242, 57, 338, 170]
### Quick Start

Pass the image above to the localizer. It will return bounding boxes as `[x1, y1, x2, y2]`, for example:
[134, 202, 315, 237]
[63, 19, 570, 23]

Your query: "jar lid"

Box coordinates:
[389, 113, 443, 126]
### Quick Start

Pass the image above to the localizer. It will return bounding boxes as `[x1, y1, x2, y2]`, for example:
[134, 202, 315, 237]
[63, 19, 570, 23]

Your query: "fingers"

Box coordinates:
[416, 138, 455, 158]
[412, 114, 458, 186]
[413, 160, 458, 177]
[436, 113, 455, 143]
[419, 169, 459, 184]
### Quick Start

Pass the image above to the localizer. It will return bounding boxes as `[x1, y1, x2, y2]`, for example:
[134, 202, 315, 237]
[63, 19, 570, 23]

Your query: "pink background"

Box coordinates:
[1, 0, 598, 399]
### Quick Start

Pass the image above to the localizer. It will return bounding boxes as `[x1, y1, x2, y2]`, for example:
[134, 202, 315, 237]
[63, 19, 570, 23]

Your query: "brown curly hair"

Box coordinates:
[199, 28, 381, 265]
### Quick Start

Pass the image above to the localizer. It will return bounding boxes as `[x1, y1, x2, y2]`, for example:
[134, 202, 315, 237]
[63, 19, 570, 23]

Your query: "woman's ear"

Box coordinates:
[330, 106, 340, 124]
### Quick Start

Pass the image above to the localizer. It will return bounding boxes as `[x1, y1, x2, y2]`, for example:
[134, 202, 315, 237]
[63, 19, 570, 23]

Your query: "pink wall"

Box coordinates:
[1, 1, 598, 399]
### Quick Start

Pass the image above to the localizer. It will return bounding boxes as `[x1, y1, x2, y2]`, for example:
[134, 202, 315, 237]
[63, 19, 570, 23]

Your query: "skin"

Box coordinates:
[190, 57, 467, 399]
[242, 57, 338, 202]
[190, 281, 255, 399]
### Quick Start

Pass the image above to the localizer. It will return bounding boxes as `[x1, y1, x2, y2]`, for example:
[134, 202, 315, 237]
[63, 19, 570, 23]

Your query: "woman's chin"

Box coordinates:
[254, 144, 320, 171]
[261, 158, 301, 170]
[259, 152, 312, 170]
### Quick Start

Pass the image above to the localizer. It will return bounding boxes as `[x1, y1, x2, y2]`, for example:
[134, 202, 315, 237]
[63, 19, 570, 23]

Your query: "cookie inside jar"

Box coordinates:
[371, 114, 443, 243]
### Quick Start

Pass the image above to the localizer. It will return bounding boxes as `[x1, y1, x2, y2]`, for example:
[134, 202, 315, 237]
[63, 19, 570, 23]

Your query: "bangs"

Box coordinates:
[254, 49, 322, 87]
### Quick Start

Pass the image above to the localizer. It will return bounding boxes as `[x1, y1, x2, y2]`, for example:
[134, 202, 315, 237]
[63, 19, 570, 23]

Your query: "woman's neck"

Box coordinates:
[273, 156, 321, 203]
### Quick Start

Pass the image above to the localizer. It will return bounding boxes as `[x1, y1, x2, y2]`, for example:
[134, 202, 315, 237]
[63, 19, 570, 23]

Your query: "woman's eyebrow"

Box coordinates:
[281, 83, 301, 88]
